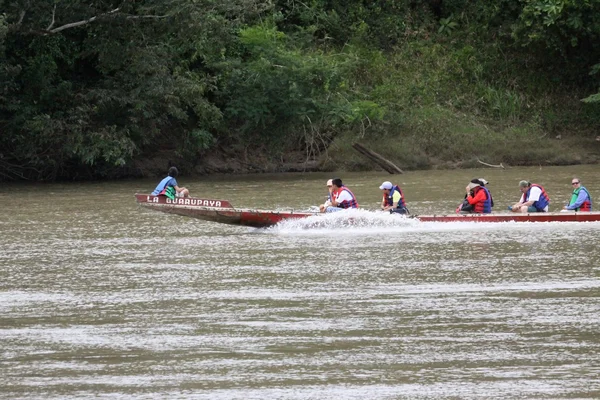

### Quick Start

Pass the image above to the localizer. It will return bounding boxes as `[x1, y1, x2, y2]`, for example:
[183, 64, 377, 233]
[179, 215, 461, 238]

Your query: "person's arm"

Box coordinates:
[392, 191, 401, 208]
[466, 189, 486, 205]
[332, 190, 351, 207]
[521, 187, 540, 207]
[566, 191, 588, 210]
[330, 190, 341, 207]
[383, 192, 401, 210]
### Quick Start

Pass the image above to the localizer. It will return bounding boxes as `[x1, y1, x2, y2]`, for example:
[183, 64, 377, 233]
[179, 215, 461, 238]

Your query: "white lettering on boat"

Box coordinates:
[163, 197, 223, 207]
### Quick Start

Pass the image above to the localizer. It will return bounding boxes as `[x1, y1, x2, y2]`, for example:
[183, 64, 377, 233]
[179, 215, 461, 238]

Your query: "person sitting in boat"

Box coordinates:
[457, 181, 492, 214]
[319, 179, 335, 213]
[326, 178, 359, 212]
[509, 180, 550, 213]
[561, 178, 592, 212]
[379, 181, 409, 214]
[151, 166, 190, 200]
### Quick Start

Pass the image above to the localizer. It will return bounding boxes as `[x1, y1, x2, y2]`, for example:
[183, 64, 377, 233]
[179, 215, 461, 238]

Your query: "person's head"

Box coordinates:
[467, 182, 480, 191]
[326, 179, 333, 190]
[470, 178, 488, 186]
[519, 180, 530, 194]
[331, 178, 343, 189]
[168, 166, 179, 178]
[571, 178, 581, 188]
[379, 181, 393, 193]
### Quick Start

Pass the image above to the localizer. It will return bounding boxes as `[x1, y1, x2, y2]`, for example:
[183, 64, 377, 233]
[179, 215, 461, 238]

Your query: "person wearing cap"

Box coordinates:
[319, 179, 335, 213]
[151, 166, 190, 199]
[457, 181, 492, 214]
[379, 181, 409, 214]
[326, 178, 359, 212]
[510, 180, 550, 213]
[562, 178, 592, 212]
[456, 178, 494, 214]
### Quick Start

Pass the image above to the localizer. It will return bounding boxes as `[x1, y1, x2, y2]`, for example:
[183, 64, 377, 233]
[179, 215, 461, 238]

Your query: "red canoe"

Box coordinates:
[135, 194, 600, 228]
[135, 194, 316, 227]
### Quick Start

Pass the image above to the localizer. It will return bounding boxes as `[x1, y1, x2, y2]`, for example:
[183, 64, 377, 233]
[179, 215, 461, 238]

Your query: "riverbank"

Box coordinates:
[133, 133, 600, 179]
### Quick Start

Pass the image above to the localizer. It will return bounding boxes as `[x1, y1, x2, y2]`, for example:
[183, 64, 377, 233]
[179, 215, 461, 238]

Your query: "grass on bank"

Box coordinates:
[320, 38, 600, 171]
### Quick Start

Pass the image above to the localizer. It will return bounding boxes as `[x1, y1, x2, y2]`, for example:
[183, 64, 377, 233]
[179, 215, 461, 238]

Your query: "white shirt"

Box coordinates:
[520, 186, 549, 212]
[336, 188, 354, 204]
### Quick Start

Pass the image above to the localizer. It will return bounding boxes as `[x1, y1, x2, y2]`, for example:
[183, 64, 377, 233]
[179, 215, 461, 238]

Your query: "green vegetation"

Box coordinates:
[1, 0, 599, 180]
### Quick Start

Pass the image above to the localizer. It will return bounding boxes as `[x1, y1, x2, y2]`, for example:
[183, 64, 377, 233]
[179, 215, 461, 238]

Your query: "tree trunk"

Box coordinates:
[352, 143, 404, 174]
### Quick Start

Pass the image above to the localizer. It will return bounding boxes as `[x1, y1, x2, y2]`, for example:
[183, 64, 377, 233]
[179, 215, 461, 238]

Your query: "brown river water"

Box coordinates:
[1, 166, 599, 399]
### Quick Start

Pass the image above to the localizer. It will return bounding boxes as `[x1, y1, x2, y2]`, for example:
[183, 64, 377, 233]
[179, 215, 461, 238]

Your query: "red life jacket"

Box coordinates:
[334, 186, 359, 209]
[471, 186, 492, 214]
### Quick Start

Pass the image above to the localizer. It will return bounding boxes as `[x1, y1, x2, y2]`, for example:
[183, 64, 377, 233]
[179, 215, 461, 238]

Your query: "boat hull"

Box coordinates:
[135, 194, 316, 228]
[414, 212, 600, 223]
[135, 194, 600, 227]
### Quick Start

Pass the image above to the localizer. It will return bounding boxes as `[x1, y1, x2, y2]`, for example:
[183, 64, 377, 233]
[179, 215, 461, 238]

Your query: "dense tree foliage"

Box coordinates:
[1, 0, 599, 180]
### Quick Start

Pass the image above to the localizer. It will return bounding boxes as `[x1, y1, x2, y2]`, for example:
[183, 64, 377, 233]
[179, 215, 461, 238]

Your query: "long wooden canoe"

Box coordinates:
[135, 194, 600, 227]
[135, 194, 316, 228]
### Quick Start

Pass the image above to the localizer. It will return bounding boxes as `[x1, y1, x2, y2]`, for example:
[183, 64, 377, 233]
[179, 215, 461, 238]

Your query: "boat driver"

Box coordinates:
[151, 166, 190, 199]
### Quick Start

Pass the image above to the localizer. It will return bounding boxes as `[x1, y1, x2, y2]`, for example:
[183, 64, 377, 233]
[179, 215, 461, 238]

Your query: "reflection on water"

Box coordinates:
[1, 166, 599, 399]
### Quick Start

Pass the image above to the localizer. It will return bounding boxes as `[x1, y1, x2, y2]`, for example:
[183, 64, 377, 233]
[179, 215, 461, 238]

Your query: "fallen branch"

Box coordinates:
[50, 8, 120, 33]
[477, 158, 505, 169]
[352, 143, 403, 174]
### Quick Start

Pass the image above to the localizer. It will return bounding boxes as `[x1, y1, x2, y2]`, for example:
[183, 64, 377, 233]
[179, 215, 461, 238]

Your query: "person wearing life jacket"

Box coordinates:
[326, 178, 359, 212]
[509, 180, 550, 213]
[379, 181, 409, 214]
[319, 179, 335, 213]
[457, 178, 494, 213]
[562, 178, 592, 212]
[151, 166, 190, 200]
[459, 181, 492, 214]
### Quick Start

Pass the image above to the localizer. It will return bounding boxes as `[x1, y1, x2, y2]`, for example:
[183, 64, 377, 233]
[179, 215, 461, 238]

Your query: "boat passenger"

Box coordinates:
[319, 179, 335, 213]
[151, 166, 190, 200]
[457, 181, 492, 214]
[562, 178, 592, 212]
[457, 178, 494, 213]
[379, 181, 409, 214]
[509, 180, 550, 213]
[326, 178, 359, 212]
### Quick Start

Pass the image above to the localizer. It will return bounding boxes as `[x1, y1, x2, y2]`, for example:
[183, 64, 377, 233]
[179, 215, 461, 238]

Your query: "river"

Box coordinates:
[1, 166, 599, 399]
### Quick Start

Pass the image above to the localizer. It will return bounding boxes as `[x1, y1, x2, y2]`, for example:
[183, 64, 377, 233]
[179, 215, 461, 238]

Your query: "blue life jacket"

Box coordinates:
[480, 187, 492, 213]
[526, 184, 550, 211]
[384, 185, 407, 209]
[151, 176, 177, 195]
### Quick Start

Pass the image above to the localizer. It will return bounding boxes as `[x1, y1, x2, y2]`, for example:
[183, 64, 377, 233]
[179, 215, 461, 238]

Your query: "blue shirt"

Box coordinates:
[151, 176, 177, 195]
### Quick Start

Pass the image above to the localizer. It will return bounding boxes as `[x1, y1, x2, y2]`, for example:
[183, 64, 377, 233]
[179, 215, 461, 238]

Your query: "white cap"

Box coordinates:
[468, 182, 480, 190]
[379, 181, 393, 190]
[326, 179, 333, 186]
[478, 178, 489, 185]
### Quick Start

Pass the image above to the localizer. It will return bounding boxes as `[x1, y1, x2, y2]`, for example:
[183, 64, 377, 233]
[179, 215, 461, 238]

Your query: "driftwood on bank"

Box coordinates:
[476, 158, 505, 169]
[352, 143, 404, 174]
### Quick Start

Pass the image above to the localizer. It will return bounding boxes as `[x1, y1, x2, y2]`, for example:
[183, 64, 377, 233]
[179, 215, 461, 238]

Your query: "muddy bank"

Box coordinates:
[133, 140, 600, 179]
